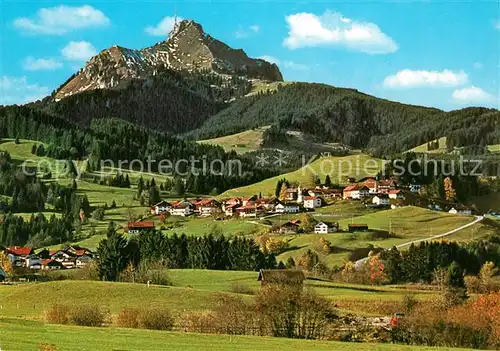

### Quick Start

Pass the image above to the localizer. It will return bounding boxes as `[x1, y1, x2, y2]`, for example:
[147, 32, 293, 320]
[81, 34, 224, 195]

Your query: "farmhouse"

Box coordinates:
[284, 188, 299, 202]
[310, 188, 343, 198]
[194, 199, 220, 216]
[303, 196, 322, 209]
[448, 206, 472, 215]
[275, 203, 300, 213]
[236, 204, 265, 218]
[314, 221, 339, 234]
[372, 194, 390, 206]
[6, 247, 35, 267]
[255, 197, 280, 211]
[278, 221, 300, 234]
[224, 203, 240, 216]
[343, 185, 370, 200]
[378, 179, 397, 194]
[170, 201, 195, 217]
[241, 196, 257, 206]
[348, 224, 369, 232]
[76, 255, 93, 268]
[151, 201, 172, 215]
[225, 198, 241, 206]
[41, 259, 62, 270]
[25, 255, 42, 269]
[257, 269, 306, 287]
[362, 178, 378, 194]
[127, 221, 155, 234]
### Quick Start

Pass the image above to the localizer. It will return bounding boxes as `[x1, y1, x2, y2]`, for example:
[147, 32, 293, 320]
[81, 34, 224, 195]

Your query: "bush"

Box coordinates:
[139, 308, 175, 330]
[70, 305, 107, 327]
[116, 308, 140, 328]
[45, 304, 70, 324]
[231, 283, 255, 295]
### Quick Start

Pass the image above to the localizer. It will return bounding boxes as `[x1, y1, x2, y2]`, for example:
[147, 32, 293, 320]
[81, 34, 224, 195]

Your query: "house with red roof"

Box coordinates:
[378, 179, 397, 194]
[388, 189, 404, 199]
[127, 221, 155, 234]
[41, 259, 62, 270]
[170, 200, 195, 217]
[151, 200, 172, 215]
[241, 195, 258, 206]
[6, 247, 35, 267]
[195, 199, 220, 216]
[343, 185, 370, 200]
[303, 196, 323, 209]
[224, 203, 240, 216]
[363, 178, 378, 194]
[236, 204, 265, 218]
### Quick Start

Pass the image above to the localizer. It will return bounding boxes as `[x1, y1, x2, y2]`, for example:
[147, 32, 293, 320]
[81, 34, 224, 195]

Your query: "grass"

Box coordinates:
[219, 154, 384, 198]
[198, 127, 268, 154]
[408, 137, 447, 154]
[274, 206, 494, 267]
[488, 144, 500, 153]
[0, 318, 471, 351]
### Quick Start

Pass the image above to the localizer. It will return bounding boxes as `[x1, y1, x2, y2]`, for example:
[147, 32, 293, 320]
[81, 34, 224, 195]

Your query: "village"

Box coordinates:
[2, 176, 475, 275]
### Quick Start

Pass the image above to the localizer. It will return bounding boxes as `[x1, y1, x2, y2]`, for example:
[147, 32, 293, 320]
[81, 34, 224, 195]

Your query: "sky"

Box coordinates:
[1, 0, 499, 110]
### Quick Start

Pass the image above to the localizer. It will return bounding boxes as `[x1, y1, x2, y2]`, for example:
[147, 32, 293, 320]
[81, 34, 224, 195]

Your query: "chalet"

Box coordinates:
[343, 185, 370, 200]
[76, 255, 93, 268]
[127, 221, 155, 234]
[170, 201, 195, 217]
[314, 221, 339, 234]
[284, 188, 299, 202]
[388, 190, 403, 199]
[225, 198, 242, 207]
[309, 188, 343, 198]
[151, 201, 172, 215]
[6, 247, 35, 267]
[224, 203, 240, 217]
[372, 194, 390, 206]
[41, 259, 62, 270]
[255, 197, 280, 211]
[241, 196, 257, 206]
[303, 196, 322, 209]
[257, 269, 306, 287]
[378, 179, 397, 193]
[278, 221, 300, 234]
[348, 224, 369, 232]
[275, 203, 300, 214]
[194, 199, 220, 216]
[25, 255, 42, 269]
[65, 246, 92, 258]
[236, 204, 265, 218]
[362, 178, 378, 194]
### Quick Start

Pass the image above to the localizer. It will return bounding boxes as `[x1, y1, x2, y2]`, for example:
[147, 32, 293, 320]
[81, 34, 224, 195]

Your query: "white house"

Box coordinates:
[25, 255, 42, 269]
[449, 207, 472, 215]
[76, 255, 93, 268]
[303, 196, 322, 209]
[372, 195, 390, 206]
[152, 201, 172, 215]
[275, 203, 300, 213]
[343, 185, 370, 200]
[314, 222, 338, 234]
[388, 190, 403, 199]
[170, 201, 195, 217]
[224, 203, 240, 216]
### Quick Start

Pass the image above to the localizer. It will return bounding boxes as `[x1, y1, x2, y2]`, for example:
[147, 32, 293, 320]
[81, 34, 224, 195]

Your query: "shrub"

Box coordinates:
[116, 308, 140, 328]
[138, 308, 175, 330]
[231, 283, 255, 295]
[70, 305, 107, 327]
[45, 304, 70, 325]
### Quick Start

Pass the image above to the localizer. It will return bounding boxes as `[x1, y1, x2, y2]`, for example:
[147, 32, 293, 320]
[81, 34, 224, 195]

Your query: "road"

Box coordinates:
[355, 215, 484, 266]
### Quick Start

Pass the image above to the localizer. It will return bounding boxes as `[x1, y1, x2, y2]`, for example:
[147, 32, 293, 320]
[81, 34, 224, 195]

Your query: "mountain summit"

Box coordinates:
[55, 20, 283, 100]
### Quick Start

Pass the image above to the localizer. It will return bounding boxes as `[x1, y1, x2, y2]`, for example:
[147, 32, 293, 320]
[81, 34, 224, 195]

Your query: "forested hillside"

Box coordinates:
[40, 70, 250, 134]
[188, 83, 500, 156]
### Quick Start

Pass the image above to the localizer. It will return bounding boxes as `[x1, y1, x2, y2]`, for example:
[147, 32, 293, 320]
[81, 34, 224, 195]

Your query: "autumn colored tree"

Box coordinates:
[0, 251, 13, 276]
[444, 177, 457, 202]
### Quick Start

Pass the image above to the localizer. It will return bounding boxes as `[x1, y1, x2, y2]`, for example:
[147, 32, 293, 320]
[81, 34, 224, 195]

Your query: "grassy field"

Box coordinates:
[408, 137, 448, 154]
[198, 127, 268, 154]
[488, 144, 500, 153]
[219, 154, 384, 198]
[0, 318, 471, 351]
[272, 206, 494, 267]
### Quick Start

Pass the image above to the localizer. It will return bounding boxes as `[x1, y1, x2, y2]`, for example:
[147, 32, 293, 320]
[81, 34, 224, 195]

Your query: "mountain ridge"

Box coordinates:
[55, 20, 283, 100]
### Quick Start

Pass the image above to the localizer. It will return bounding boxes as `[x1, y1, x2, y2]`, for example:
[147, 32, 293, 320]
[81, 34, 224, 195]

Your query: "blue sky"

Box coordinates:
[1, 0, 499, 110]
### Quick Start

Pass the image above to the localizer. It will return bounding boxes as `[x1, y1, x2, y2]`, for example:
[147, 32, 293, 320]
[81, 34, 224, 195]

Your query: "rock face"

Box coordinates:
[55, 20, 283, 100]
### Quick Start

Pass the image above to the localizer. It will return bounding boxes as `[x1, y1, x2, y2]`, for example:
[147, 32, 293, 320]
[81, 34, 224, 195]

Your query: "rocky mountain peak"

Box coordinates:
[54, 20, 283, 100]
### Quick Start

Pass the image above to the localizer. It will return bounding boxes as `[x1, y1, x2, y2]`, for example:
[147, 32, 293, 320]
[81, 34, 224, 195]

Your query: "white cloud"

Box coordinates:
[0, 76, 49, 105]
[23, 57, 63, 71]
[258, 56, 309, 70]
[61, 41, 97, 61]
[452, 86, 496, 105]
[258, 55, 280, 65]
[283, 10, 397, 54]
[145, 16, 183, 36]
[235, 25, 261, 38]
[473, 62, 483, 69]
[13, 5, 110, 35]
[383, 69, 468, 88]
